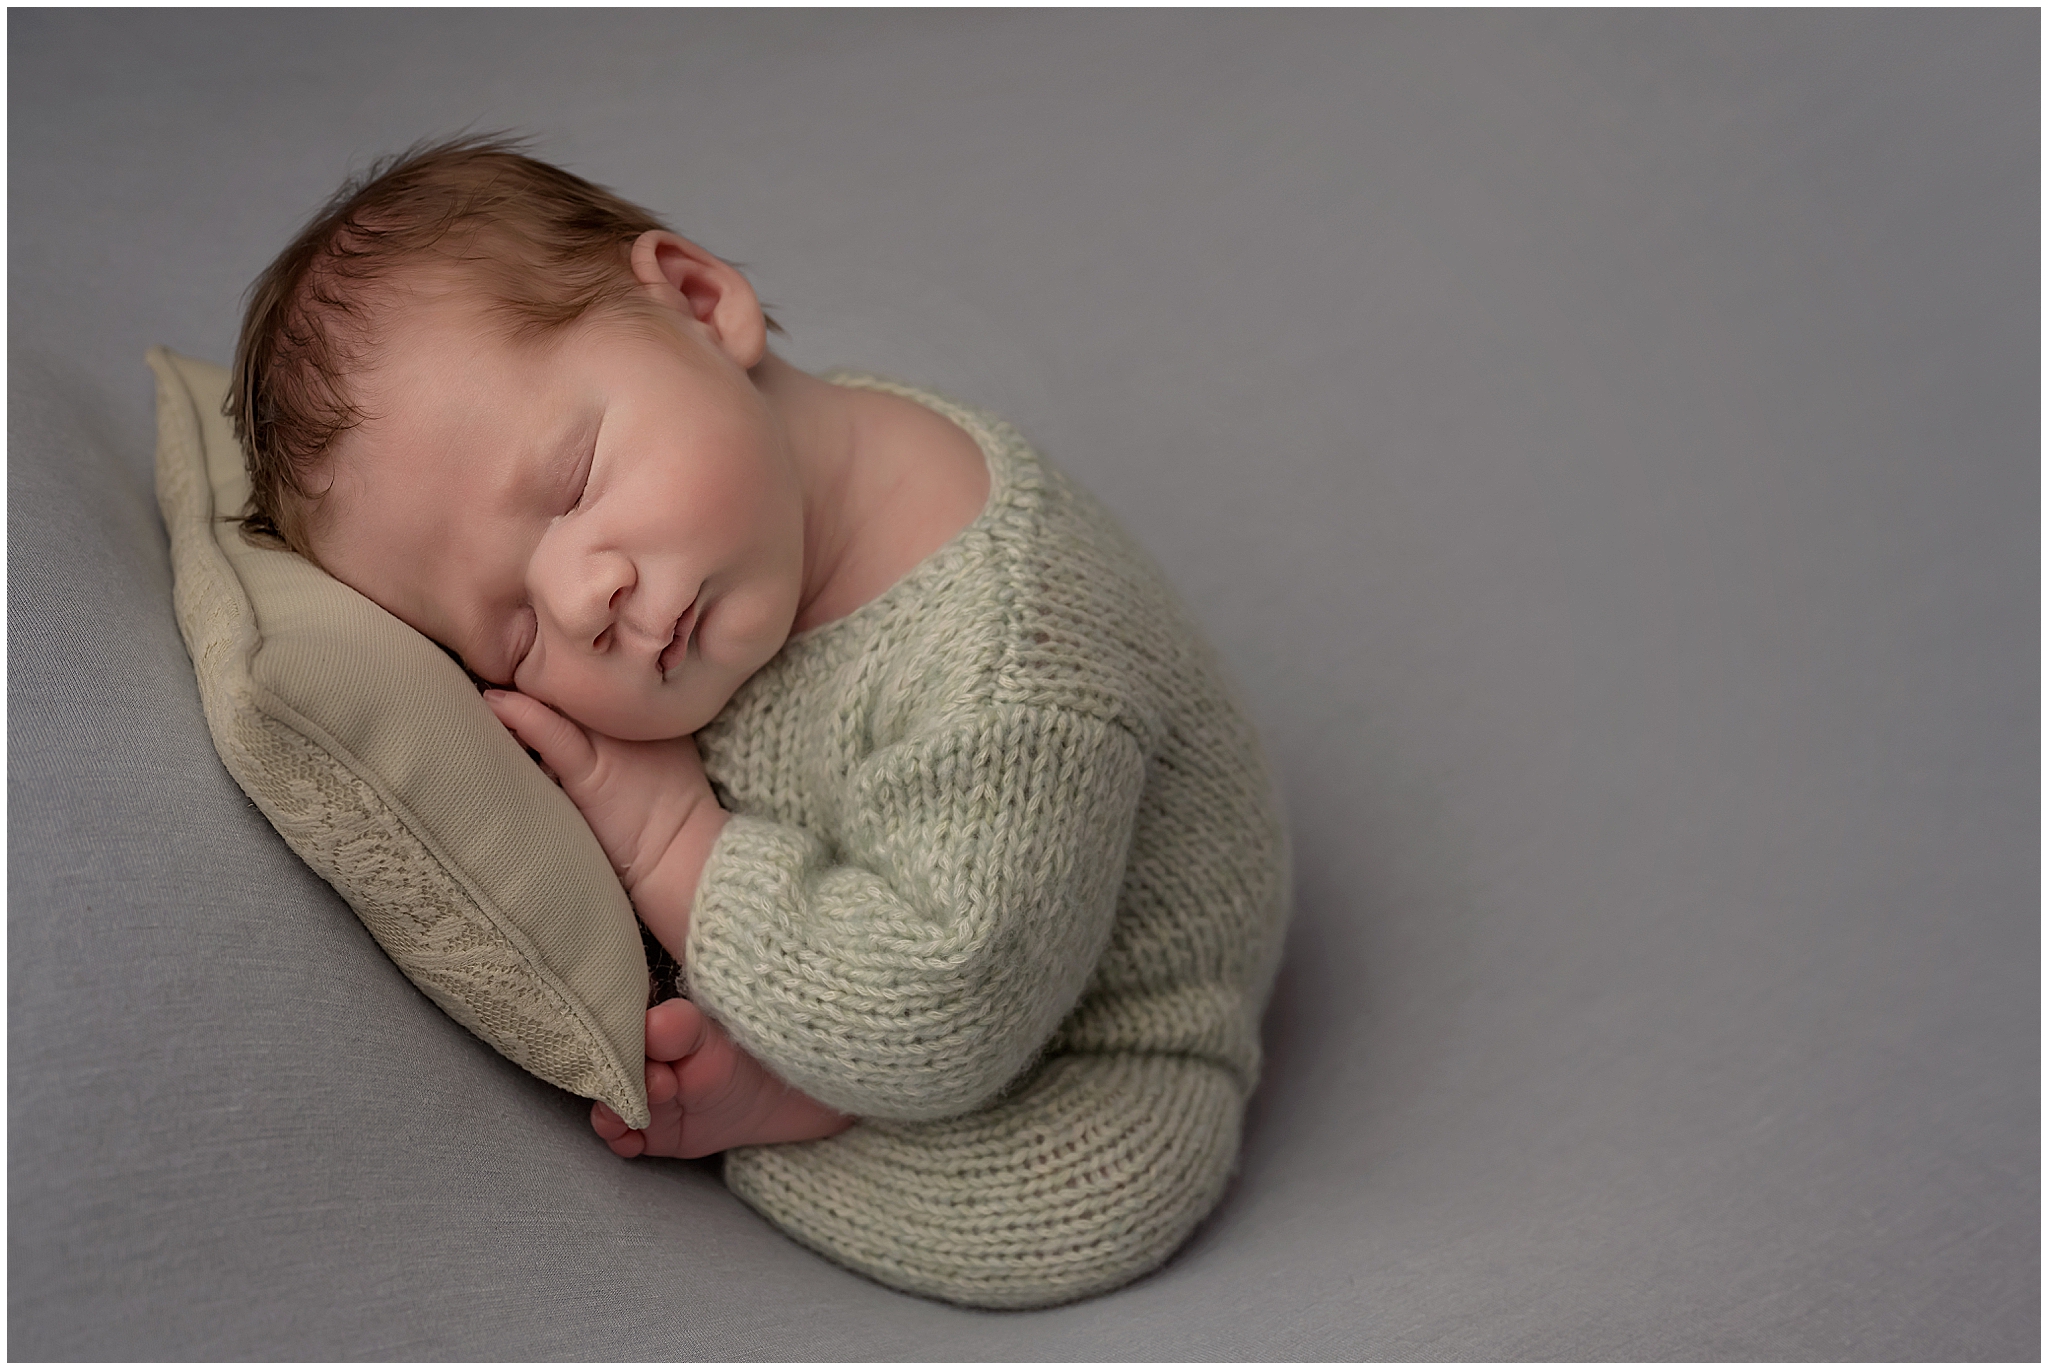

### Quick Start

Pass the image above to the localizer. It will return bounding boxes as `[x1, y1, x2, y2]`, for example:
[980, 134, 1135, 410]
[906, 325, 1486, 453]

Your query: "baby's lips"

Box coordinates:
[658, 601, 697, 674]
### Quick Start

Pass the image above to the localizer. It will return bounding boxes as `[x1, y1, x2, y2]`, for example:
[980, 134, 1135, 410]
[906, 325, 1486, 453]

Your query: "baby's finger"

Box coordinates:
[483, 689, 599, 788]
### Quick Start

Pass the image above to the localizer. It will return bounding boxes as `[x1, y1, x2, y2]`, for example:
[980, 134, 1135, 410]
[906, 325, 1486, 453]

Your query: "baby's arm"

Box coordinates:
[684, 706, 1149, 1122]
[482, 688, 725, 955]
[483, 689, 850, 1157]
[494, 690, 1151, 1129]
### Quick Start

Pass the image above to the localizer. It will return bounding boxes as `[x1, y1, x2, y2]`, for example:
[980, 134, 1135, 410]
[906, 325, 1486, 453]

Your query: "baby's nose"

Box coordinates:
[544, 550, 636, 647]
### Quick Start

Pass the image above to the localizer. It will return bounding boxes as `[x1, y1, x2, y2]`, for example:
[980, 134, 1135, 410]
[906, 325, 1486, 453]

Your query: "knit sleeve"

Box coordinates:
[683, 704, 1145, 1122]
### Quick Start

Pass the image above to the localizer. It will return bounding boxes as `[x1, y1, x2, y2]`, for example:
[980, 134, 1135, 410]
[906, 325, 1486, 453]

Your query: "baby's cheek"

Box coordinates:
[536, 665, 647, 740]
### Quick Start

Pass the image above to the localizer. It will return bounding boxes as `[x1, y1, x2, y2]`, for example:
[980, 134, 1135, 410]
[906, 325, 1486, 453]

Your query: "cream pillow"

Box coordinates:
[149, 347, 651, 1127]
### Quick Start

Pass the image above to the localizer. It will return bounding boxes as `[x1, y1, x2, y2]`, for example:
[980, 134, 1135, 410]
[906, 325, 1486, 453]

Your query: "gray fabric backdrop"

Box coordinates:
[9, 10, 2038, 1359]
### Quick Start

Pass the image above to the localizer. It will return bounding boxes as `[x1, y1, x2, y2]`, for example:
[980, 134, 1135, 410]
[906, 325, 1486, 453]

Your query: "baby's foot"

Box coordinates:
[590, 998, 853, 1159]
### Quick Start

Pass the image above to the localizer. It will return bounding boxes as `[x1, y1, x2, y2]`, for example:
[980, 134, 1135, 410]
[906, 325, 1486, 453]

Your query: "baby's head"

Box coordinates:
[232, 135, 807, 741]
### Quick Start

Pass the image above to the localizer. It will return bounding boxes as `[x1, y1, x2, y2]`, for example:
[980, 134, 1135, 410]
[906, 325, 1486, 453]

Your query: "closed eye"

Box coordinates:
[509, 604, 539, 680]
[567, 440, 595, 513]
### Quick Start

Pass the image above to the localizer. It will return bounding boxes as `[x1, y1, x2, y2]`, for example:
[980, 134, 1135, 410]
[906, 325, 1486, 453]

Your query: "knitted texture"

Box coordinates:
[692, 376, 1291, 1308]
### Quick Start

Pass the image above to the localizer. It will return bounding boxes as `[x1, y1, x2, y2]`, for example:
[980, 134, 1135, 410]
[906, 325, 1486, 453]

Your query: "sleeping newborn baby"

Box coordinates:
[230, 134, 1289, 1308]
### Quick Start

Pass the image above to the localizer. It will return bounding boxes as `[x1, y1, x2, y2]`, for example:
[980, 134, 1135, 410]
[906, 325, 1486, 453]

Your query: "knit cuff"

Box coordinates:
[686, 813, 813, 1040]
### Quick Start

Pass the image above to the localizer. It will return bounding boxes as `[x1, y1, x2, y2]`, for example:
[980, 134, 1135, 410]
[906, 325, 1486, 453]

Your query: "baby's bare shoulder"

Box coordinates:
[861, 387, 990, 527]
[837, 387, 992, 599]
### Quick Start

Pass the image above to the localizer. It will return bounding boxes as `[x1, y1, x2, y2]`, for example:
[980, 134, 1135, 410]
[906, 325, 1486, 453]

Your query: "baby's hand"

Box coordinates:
[483, 689, 725, 953]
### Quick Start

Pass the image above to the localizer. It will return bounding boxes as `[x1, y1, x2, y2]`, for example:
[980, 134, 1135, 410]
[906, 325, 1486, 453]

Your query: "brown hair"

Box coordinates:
[228, 132, 775, 555]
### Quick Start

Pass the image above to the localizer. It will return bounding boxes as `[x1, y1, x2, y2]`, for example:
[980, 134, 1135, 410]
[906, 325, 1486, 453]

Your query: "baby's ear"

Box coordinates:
[629, 230, 766, 369]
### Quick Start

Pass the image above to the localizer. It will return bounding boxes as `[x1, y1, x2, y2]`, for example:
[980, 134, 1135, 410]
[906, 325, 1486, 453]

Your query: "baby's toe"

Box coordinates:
[645, 998, 708, 1061]
[646, 1058, 681, 1106]
[591, 1101, 631, 1140]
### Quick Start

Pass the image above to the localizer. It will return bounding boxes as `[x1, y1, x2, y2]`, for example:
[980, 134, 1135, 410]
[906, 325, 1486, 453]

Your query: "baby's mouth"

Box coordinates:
[658, 599, 697, 676]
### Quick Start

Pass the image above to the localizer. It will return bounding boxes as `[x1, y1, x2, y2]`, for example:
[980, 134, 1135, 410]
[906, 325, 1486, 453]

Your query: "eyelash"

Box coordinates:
[568, 447, 594, 512]
[514, 437, 596, 676]
[512, 605, 539, 676]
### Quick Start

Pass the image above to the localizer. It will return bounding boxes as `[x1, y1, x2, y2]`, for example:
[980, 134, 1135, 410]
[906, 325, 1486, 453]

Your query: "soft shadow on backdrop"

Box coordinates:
[9, 9, 2037, 1359]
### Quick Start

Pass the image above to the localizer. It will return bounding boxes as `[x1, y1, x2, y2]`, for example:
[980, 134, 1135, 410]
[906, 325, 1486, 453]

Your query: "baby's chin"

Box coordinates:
[548, 690, 732, 743]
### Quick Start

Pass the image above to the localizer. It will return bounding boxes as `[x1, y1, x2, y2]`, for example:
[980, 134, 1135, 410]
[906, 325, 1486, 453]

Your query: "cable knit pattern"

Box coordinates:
[691, 376, 1291, 1307]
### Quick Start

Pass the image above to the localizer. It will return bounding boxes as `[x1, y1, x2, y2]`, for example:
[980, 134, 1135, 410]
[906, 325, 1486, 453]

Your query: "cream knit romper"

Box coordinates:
[686, 377, 1291, 1308]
